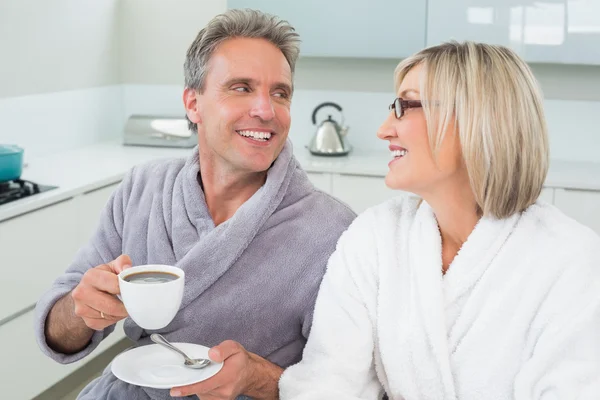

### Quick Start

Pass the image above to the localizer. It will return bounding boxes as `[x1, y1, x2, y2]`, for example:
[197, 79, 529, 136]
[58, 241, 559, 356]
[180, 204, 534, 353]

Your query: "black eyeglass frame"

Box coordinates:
[388, 98, 423, 119]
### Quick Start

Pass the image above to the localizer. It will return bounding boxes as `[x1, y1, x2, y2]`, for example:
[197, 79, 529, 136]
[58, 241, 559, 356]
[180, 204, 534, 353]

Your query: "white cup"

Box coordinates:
[118, 264, 185, 330]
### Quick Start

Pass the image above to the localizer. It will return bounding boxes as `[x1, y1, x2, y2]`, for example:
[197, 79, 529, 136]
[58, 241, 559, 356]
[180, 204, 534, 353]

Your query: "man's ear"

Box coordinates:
[183, 88, 201, 126]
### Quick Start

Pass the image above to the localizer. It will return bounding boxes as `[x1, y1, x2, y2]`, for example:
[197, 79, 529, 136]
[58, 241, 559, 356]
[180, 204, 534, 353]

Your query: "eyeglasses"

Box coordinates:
[388, 98, 423, 119]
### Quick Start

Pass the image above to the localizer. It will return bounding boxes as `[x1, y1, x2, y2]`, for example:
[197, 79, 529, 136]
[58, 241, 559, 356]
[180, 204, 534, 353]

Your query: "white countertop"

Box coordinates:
[1, 140, 599, 222]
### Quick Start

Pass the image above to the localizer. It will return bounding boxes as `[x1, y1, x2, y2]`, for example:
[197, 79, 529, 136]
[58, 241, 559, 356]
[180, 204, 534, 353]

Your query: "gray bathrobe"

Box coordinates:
[34, 141, 356, 400]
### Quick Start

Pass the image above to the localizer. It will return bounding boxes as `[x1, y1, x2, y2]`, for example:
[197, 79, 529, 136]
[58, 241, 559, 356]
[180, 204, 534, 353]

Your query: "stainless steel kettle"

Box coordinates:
[308, 102, 351, 156]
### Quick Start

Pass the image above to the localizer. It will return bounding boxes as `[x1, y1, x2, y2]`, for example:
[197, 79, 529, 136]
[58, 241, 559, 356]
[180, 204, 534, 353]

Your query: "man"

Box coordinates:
[34, 9, 355, 400]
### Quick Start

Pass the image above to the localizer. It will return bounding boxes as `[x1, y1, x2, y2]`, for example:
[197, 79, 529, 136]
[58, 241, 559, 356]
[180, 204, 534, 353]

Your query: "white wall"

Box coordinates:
[117, 1, 600, 163]
[122, 84, 600, 163]
[1, 0, 599, 163]
[120, 0, 228, 84]
[0, 87, 123, 161]
[0, 0, 120, 98]
[0, 0, 123, 160]
[294, 57, 600, 102]
[0, 0, 228, 160]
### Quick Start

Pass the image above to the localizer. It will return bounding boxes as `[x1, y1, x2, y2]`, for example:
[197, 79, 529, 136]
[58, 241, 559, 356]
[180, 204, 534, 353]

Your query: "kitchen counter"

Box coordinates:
[1, 139, 599, 222]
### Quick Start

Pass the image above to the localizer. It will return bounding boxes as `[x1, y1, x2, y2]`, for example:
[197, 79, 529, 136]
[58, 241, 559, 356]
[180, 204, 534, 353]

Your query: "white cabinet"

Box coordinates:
[553, 188, 600, 234]
[0, 198, 81, 323]
[0, 309, 127, 400]
[0, 183, 120, 323]
[227, 0, 427, 58]
[306, 172, 332, 194]
[76, 183, 120, 239]
[0, 182, 125, 399]
[426, 0, 600, 65]
[331, 174, 413, 214]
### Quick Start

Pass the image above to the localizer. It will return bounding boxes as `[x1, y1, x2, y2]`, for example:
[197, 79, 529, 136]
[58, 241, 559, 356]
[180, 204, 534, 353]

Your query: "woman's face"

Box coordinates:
[377, 64, 467, 198]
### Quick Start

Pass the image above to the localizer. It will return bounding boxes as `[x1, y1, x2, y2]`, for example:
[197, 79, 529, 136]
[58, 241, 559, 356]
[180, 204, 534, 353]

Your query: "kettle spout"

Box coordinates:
[340, 126, 350, 136]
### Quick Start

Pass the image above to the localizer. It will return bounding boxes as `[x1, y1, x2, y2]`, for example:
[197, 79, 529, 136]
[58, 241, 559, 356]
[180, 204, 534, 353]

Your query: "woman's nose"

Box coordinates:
[377, 113, 397, 140]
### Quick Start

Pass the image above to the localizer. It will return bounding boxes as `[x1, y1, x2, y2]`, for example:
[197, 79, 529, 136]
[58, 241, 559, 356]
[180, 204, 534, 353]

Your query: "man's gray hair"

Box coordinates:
[184, 9, 300, 131]
[184, 8, 300, 92]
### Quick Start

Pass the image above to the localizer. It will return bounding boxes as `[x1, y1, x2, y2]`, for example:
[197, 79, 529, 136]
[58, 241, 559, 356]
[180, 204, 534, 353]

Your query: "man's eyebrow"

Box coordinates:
[222, 77, 256, 87]
[222, 77, 293, 94]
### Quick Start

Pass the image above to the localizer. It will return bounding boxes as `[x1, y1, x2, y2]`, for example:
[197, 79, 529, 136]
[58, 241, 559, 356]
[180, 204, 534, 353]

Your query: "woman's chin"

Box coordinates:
[384, 174, 412, 192]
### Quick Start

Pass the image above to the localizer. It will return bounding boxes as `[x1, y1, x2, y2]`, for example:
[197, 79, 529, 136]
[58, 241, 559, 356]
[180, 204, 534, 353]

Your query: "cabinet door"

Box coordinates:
[553, 188, 600, 235]
[0, 309, 127, 399]
[331, 174, 413, 214]
[0, 183, 120, 324]
[306, 172, 331, 194]
[427, 0, 600, 65]
[228, 0, 426, 58]
[0, 198, 81, 323]
[75, 183, 120, 239]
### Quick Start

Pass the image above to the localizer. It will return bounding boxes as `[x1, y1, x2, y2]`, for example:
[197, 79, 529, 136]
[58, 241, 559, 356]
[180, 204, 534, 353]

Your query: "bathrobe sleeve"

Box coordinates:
[34, 169, 133, 364]
[279, 212, 385, 400]
[514, 245, 600, 399]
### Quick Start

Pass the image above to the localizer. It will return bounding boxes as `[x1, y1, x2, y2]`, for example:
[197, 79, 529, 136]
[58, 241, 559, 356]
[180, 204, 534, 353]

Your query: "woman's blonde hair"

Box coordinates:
[395, 41, 549, 219]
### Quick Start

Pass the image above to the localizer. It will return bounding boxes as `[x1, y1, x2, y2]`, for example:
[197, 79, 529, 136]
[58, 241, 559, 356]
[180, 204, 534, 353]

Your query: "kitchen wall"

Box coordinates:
[120, 1, 600, 162]
[0, 0, 123, 159]
[2, 0, 599, 162]
[120, 0, 226, 84]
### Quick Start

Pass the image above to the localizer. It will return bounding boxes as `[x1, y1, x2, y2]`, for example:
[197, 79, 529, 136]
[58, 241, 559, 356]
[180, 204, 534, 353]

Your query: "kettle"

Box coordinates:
[308, 102, 352, 156]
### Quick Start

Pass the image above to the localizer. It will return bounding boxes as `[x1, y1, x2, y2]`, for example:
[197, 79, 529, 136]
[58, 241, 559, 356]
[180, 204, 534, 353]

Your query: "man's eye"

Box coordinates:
[274, 92, 289, 99]
[233, 87, 250, 92]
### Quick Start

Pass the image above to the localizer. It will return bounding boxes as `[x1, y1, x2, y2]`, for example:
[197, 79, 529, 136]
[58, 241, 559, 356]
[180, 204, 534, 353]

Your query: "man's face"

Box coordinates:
[185, 37, 293, 174]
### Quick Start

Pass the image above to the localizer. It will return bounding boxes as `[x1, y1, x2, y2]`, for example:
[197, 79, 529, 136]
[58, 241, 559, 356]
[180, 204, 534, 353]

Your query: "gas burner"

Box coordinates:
[0, 179, 57, 206]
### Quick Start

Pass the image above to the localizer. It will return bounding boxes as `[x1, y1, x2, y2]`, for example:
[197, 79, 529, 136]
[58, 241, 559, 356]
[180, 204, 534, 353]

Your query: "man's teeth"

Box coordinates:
[391, 149, 407, 158]
[237, 130, 272, 141]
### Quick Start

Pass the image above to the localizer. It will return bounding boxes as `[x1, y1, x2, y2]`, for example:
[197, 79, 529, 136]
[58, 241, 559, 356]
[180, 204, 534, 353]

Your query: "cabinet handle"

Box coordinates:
[560, 187, 600, 193]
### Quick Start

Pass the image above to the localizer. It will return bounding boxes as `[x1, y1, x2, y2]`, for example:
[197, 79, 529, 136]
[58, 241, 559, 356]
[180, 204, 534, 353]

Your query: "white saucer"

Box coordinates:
[111, 342, 224, 389]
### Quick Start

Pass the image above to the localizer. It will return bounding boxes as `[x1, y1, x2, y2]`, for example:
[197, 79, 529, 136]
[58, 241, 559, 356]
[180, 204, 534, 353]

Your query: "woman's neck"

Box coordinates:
[421, 183, 480, 273]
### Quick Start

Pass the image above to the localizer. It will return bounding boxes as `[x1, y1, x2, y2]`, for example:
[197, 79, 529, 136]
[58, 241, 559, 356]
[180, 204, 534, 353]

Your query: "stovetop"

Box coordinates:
[0, 179, 58, 206]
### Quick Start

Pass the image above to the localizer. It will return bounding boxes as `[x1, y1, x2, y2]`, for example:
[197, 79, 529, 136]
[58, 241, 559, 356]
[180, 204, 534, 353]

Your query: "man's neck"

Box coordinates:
[199, 160, 267, 227]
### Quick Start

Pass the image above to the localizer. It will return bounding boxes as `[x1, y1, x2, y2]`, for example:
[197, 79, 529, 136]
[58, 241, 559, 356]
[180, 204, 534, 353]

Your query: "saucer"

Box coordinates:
[111, 343, 223, 389]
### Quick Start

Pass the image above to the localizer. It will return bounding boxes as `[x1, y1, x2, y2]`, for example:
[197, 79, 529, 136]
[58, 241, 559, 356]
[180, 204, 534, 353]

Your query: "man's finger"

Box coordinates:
[84, 269, 121, 294]
[74, 302, 122, 320]
[97, 254, 132, 275]
[75, 289, 128, 318]
[170, 380, 223, 397]
[208, 340, 243, 363]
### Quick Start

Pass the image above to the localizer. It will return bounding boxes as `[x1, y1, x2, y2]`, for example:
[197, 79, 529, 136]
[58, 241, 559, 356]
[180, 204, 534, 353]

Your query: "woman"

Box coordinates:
[279, 41, 600, 399]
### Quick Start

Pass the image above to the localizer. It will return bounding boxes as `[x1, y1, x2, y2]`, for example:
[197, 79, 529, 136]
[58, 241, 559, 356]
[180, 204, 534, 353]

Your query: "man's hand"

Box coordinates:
[71, 254, 132, 330]
[170, 340, 283, 400]
[45, 254, 132, 354]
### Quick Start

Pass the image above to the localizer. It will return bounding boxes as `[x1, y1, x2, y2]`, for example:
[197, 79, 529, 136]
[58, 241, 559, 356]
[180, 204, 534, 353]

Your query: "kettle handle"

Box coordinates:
[311, 102, 343, 125]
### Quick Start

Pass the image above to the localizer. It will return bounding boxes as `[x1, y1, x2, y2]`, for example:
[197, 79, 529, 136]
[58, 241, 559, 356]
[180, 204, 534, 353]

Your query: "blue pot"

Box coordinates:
[0, 145, 24, 182]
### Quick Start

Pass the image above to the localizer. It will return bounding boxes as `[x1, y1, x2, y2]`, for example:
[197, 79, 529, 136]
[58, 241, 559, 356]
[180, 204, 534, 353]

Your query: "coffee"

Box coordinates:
[124, 271, 179, 284]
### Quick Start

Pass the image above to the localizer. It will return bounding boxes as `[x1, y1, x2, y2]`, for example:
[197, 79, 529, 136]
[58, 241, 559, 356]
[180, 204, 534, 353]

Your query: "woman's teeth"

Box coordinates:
[391, 149, 407, 159]
[237, 130, 272, 141]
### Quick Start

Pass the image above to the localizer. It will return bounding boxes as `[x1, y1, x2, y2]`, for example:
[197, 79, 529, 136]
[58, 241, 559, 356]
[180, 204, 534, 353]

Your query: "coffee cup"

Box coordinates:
[118, 264, 185, 330]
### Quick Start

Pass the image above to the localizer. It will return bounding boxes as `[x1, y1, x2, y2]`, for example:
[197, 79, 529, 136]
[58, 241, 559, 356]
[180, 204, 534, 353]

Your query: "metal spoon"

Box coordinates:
[150, 333, 211, 369]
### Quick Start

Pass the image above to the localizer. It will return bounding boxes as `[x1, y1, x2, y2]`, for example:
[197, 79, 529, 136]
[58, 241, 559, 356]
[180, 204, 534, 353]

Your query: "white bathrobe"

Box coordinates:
[279, 196, 600, 400]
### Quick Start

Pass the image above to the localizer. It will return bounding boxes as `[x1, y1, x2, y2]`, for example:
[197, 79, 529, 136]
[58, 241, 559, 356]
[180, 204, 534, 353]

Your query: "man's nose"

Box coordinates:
[249, 92, 275, 121]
